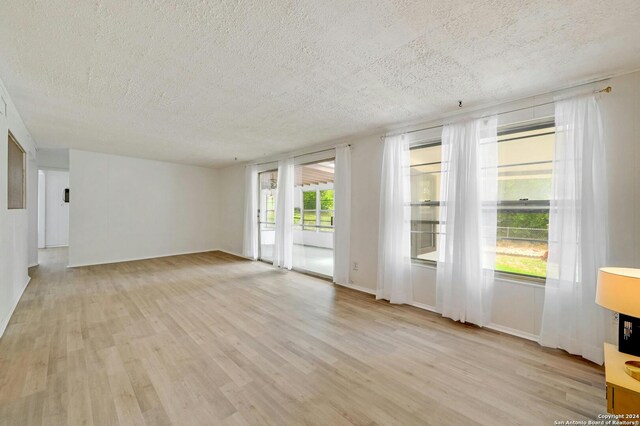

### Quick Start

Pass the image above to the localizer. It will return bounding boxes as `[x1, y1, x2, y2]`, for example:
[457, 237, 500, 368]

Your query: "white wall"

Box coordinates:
[215, 163, 245, 256]
[37, 148, 69, 170]
[44, 170, 69, 247]
[216, 70, 640, 340]
[601, 72, 640, 269]
[68, 150, 219, 267]
[0, 78, 38, 336]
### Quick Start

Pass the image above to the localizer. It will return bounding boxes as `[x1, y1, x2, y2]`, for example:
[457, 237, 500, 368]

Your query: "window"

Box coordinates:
[259, 171, 277, 229]
[495, 124, 554, 279]
[265, 193, 276, 223]
[258, 170, 278, 262]
[302, 190, 317, 230]
[409, 123, 554, 280]
[298, 188, 335, 232]
[319, 189, 334, 231]
[410, 142, 442, 262]
[293, 159, 335, 277]
[7, 132, 25, 209]
[294, 160, 335, 234]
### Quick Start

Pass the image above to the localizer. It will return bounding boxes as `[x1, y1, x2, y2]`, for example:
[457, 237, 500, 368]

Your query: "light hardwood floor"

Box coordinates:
[0, 248, 606, 425]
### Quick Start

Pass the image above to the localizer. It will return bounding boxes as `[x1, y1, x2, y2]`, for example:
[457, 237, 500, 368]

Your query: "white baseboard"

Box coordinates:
[0, 276, 31, 338]
[410, 301, 438, 313]
[485, 322, 539, 342]
[331, 286, 541, 342]
[410, 301, 539, 341]
[216, 249, 253, 260]
[67, 248, 221, 268]
[334, 281, 376, 295]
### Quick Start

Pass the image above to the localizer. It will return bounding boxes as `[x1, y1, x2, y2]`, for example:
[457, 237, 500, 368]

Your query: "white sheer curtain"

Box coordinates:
[333, 145, 351, 285]
[274, 158, 294, 269]
[538, 94, 609, 365]
[242, 164, 258, 260]
[436, 116, 498, 327]
[377, 135, 412, 304]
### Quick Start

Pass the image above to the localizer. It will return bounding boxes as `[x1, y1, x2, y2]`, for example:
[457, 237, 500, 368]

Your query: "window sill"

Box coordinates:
[410, 260, 546, 287]
[494, 272, 546, 287]
[411, 259, 437, 269]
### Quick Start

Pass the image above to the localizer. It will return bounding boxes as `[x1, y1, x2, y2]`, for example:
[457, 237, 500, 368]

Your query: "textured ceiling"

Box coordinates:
[0, 1, 639, 168]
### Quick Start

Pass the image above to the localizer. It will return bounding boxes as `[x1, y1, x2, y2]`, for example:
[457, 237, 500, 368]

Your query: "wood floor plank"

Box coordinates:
[0, 248, 607, 425]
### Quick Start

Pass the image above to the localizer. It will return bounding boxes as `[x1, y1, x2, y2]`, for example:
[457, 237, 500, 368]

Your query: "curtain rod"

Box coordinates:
[254, 144, 351, 167]
[380, 85, 613, 141]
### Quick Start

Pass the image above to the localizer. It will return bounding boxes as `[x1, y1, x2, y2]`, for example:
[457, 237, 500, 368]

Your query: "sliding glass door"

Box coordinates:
[257, 159, 336, 277]
[258, 170, 277, 263]
[292, 159, 335, 276]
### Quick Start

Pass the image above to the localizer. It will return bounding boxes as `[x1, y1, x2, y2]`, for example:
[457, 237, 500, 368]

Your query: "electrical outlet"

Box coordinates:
[352, 262, 359, 271]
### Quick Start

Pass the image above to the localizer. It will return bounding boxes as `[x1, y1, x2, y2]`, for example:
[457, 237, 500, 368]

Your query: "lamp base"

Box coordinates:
[619, 313, 640, 357]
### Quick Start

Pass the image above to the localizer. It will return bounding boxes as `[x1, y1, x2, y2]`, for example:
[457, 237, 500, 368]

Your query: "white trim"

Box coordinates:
[410, 301, 438, 313]
[37, 166, 69, 172]
[494, 276, 545, 289]
[67, 248, 221, 268]
[486, 323, 539, 342]
[411, 261, 545, 289]
[216, 249, 252, 260]
[334, 281, 376, 295]
[45, 244, 69, 249]
[28, 262, 38, 268]
[411, 261, 437, 271]
[332, 284, 542, 342]
[0, 276, 31, 338]
[409, 301, 540, 341]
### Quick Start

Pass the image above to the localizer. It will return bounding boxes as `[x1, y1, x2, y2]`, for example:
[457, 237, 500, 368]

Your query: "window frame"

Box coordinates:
[409, 121, 554, 285]
[7, 131, 26, 210]
[493, 199, 549, 283]
[302, 189, 317, 231]
[294, 157, 336, 233]
[258, 169, 278, 230]
[409, 140, 442, 265]
[318, 189, 334, 232]
[300, 188, 335, 232]
[264, 192, 276, 225]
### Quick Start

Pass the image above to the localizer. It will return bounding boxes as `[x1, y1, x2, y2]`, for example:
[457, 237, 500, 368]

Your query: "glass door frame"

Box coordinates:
[257, 168, 278, 264]
[255, 159, 337, 281]
[291, 157, 336, 279]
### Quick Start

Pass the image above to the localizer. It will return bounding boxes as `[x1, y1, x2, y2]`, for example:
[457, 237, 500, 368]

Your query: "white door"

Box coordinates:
[44, 170, 70, 247]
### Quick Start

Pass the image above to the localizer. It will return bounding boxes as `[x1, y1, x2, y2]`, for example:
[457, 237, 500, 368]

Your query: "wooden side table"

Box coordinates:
[604, 343, 640, 414]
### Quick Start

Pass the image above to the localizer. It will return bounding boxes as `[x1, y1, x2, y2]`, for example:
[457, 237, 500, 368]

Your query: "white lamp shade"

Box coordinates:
[596, 267, 640, 318]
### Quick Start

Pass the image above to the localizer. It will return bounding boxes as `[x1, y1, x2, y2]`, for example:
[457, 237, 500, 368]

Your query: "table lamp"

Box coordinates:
[597, 268, 640, 381]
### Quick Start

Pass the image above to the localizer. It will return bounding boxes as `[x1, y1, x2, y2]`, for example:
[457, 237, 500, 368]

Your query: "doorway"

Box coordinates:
[258, 170, 278, 263]
[38, 170, 70, 248]
[256, 160, 336, 278]
[293, 159, 335, 277]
